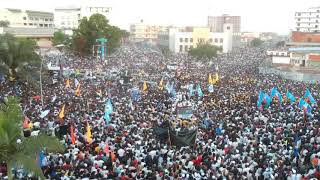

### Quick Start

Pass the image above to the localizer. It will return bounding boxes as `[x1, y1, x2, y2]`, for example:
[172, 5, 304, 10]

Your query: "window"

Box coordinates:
[297, 23, 300, 26]
[179, 45, 183, 52]
[23, 17, 26, 20]
[220, 38, 223, 43]
[29, 23, 33, 26]
[316, 25, 318, 28]
[23, 23, 27, 26]
[190, 38, 193, 42]
[44, 24, 48, 27]
[45, 18, 48, 21]
[215, 38, 218, 43]
[185, 38, 188, 42]
[227, 26, 230, 30]
[29, 17, 33, 20]
[180, 38, 183, 42]
[298, 13, 301, 16]
[61, 22, 65, 25]
[50, 18, 53, 21]
[185, 45, 188, 51]
[307, 38, 312, 42]
[297, 28, 300, 31]
[297, 18, 300, 21]
[35, 18, 39, 21]
[39, 24, 43, 27]
[209, 38, 213, 43]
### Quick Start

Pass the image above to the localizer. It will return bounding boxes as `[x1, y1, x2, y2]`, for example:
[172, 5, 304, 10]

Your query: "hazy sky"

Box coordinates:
[2, 0, 320, 34]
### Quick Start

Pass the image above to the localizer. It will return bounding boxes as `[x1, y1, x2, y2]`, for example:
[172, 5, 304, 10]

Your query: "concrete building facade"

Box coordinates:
[130, 23, 168, 44]
[207, 14, 241, 47]
[294, 7, 320, 32]
[0, 8, 54, 28]
[159, 24, 233, 54]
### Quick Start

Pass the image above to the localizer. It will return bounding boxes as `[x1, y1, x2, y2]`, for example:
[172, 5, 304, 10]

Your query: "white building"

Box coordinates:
[295, 7, 320, 32]
[159, 24, 233, 53]
[54, 2, 112, 30]
[130, 23, 168, 44]
[0, 8, 54, 28]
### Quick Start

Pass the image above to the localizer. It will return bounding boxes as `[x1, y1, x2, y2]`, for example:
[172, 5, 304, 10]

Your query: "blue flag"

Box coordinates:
[264, 94, 271, 108]
[38, 151, 45, 167]
[196, 84, 203, 97]
[271, 87, 277, 97]
[131, 88, 140, 102]
[304, 89, 316, 105]
[188, 84, 194, 96]
[271, 87, 282, 104]
[298, 98, 312, 114]
[286, 90, 296, 104]
[104, 113, 111, 124]
[105, 99, 113, 114]
[257, 91, 265, 108]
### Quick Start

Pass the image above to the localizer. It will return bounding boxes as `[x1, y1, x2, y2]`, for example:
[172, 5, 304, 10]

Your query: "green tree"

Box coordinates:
[0, 20, 10, 27]
[72, 13, 123, 55]
[52, 30, 69, 46]
[0, 97, 64, 179]
[0, 34, 40, 80]
[251, 38, 263, 47]
[276, 41, 285, 47]
[188, 43, 221, 59]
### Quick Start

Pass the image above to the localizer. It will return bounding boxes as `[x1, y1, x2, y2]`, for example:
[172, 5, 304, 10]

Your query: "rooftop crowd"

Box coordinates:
[1, 44, 320, 179]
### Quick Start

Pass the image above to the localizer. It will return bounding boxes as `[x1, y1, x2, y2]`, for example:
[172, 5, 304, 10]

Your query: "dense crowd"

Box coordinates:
[1, 44, 320, 180]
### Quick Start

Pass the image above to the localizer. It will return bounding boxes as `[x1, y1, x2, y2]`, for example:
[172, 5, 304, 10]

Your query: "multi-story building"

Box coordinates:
[158, 24, 233, 53]
[207, 14, 241, 47]
[294, 7, 320, 32]
[54, 4, 112, 30]
[0, 8, 54, 28]
[130, 23, 168, 44]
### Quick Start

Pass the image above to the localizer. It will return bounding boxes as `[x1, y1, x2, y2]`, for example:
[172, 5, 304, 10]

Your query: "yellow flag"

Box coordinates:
[66, 79, 71, 88]
[158, 78, 163, 90]
[59, 104, 65, 119]
[143, 81, 148, 91]
[215, 73, 219, 82]
[208, 74, 213, 84]
[75, 84, 81, 96]
[86, 122, 92, 144]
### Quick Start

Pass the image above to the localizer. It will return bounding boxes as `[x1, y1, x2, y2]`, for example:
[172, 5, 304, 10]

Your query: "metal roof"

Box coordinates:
[288, 47, 320, 52]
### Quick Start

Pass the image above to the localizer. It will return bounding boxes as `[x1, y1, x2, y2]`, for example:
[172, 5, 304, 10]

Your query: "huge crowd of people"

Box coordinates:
[1, 43, 320, 180]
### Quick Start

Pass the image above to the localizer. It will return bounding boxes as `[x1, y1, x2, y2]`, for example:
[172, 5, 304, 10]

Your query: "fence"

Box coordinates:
[259, 67, 320, 83]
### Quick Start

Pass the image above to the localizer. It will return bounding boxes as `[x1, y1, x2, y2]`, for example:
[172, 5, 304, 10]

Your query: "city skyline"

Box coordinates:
[1, 0, 320, 34]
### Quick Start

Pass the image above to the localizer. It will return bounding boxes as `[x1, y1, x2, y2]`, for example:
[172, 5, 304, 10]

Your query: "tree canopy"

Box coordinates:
[0, 97, 64, 179]
[52, 30, 70, 46]
[188, 43, 221, 60]
[0, 20, 10, 27]
[0, 34, 40, 81]
[72, 13, 122, 56]
[251, 38, 264, 47]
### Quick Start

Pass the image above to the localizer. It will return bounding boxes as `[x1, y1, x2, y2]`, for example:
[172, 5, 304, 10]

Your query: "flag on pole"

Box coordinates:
[158, 78, 164, 90]
[38, 151, 45, 167]
[105, 99, 113, 114]
[86, 122, 92, 144]
[286, 90, 296, 104]
[59, 104, 65, 119]
[188, 84, 194, 96]
[75, 84, 81, 97]
[298, 98, 312, 114]
[304, 89, 316, 105]
[70, 125, 75, 145]
[208, 74, 213, 84]
[215, 73, 219, 82]
[142, 81, 148, 91]
[196, 84, 203, 97]
[66, 79, 70, 88]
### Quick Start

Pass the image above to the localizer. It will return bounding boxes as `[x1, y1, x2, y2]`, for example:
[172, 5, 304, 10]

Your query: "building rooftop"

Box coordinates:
[1, 27, 56, 37]
[288, 47, 320, 52]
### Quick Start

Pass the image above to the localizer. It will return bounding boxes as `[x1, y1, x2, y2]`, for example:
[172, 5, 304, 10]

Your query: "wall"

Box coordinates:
[272, 56, 291, 64]
[291, 31, 320, 42]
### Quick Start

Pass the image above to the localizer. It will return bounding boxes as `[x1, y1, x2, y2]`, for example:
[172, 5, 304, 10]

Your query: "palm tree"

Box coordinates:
[0, 97, 64, 179]
[0, 33, 40, 81]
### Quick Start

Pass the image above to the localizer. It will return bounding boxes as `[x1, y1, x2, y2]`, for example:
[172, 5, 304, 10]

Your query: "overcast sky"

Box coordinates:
[2, 0, 319, 34]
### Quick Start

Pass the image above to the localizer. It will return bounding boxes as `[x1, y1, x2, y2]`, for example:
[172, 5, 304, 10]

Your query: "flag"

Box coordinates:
[188, 84, 194, 96]
[38, 151, 45, 167]
[271, 87, 282, 104]
[51, 95, 57, 103]
[59, 104, 65, 119]
[208, 74, 213, 84]
[304, 89, 316, 105]
[215, 73, 219, 82]
[257, 91, 265, 108]
[298, 98, 312, 114]
[264, 94, 271, 108]
[104, 113, 111, 124]
[131, 88, 140, 102]
[86, 122, 92, 144]
[105, 99, 113, 114]
[271, 87, 277, 97]
[142, 81, 148, 91]
[23, 116, 30, 129]
[75, 84, 81, 96]
[286, 90, 296, 104]
[74, 78, 79, 88]
[196, 84, 203, 97]
[104, 142, 109, 154]
[158, 78, 164, 90]
[208, 84, 214, 93]
[66, 79, 70, 88]
[70, 125, 75, 145]
[40, 110, 50, 118]
[165, 81, 171, 94]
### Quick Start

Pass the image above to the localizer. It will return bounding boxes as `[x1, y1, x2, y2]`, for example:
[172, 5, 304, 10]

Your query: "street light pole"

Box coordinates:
[39, 50, 44, 107]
